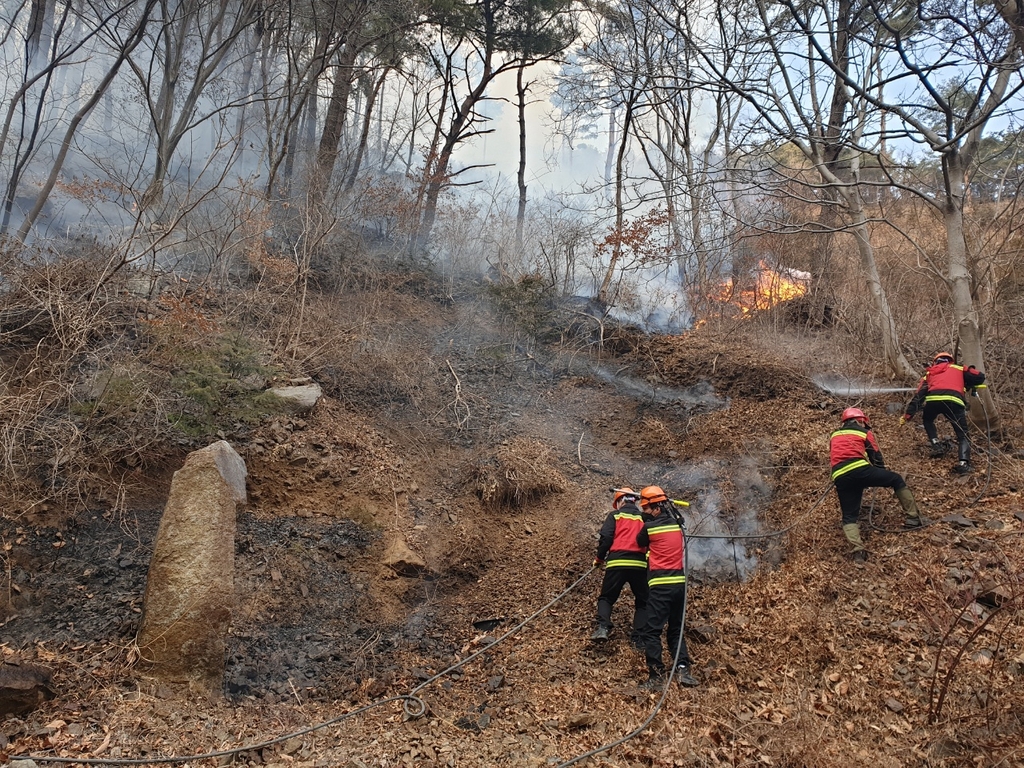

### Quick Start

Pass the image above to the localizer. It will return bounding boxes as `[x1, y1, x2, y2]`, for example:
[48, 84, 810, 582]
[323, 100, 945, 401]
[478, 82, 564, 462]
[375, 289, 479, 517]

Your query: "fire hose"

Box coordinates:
[8, 483, 848, 766]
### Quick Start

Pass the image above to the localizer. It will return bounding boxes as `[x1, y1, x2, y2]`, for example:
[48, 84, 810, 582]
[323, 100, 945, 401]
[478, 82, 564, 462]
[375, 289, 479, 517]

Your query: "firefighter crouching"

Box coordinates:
[830, 408, 924, 561]
[591, 487, 649, 646]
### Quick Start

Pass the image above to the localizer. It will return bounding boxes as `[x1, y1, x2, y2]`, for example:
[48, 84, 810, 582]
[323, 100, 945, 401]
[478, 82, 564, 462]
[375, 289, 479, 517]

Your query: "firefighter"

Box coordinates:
[591, 488, 649, 645]
[901, 351, 986, 474]
[635, 486, 698, 688]
[831, 407, 923, 561]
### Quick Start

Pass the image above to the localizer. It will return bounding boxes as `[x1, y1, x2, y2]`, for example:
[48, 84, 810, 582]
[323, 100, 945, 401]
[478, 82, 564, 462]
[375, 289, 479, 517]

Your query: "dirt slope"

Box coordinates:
[2, 283, 1024, 768]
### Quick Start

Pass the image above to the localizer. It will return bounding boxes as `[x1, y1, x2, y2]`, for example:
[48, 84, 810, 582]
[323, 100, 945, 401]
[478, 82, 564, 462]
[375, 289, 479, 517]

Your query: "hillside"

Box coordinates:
[2, 264, 1023, 768]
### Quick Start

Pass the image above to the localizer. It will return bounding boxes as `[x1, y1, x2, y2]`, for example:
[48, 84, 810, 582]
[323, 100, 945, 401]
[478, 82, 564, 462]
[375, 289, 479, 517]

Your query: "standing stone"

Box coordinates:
[138, 441, 246, 695]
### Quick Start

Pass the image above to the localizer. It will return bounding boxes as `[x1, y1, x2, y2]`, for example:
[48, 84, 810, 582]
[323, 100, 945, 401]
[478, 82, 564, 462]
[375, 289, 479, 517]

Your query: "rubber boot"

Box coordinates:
[842, 523, 867, 560]
[895, 487, 925, 528]
[674, 664, 699, 687]
[642, 664, 666, 690]
[590, 624, 611, 642]
[929, 438, 947, 458]
[954, 439, 972, 474]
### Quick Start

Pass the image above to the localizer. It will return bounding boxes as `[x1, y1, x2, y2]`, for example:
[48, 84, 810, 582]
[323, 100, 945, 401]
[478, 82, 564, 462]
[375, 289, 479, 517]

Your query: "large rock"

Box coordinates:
[138, 441, 246, 695]
[0, 661, 54, 716]
[267, 382, 322, 413]
[383, 536, 428, 578]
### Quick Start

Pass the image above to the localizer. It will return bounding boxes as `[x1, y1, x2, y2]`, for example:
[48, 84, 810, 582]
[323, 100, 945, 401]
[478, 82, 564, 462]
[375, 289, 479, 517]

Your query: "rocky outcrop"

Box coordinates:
[138, 441, 246, 696]
[0, 661, 54, 715]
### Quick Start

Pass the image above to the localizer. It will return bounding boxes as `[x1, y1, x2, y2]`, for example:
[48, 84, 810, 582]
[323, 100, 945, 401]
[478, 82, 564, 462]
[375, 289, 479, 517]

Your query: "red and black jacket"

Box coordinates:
[905, 362, 985, 417]
[636, 511, 685, 586]
[596, 501, 648, 569]
[829, 420, 884, 480]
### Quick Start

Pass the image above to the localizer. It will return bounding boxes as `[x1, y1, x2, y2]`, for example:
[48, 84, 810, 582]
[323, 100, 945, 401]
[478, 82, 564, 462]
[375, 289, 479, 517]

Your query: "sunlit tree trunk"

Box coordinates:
[515, 62, 528, 256]
[943, 150, 999, 427]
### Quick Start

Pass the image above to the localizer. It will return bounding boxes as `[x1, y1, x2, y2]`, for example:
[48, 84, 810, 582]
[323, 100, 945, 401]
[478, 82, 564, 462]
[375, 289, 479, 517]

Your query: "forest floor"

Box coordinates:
[2, 269, 1024, 768]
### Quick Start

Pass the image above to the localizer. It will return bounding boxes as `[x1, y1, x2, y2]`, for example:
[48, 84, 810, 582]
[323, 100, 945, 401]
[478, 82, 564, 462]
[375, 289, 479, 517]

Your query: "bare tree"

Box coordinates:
[653, 0, 916, 376]
[0, 0, 158, 238]
[767, 0, 1024, 415]
[409, 0, 576, 254]
[16, 0, 162, 243]
[127, 0, 261, 213]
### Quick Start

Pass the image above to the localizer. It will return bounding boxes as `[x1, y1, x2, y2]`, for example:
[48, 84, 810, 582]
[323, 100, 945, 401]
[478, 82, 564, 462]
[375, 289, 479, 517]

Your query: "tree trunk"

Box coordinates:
[343, 69, 387, 192]
[314, 42, 359, 194]
[233, 23, 263, 167]
[942, 150, 999, 426]
[597, 91, 637, 303]
[25, 0, 56, 72]
[515, 62, 528, 256]
[603, 107, 616, 193]
[844, 192, 916, 379]
[412, 70, 492, 254]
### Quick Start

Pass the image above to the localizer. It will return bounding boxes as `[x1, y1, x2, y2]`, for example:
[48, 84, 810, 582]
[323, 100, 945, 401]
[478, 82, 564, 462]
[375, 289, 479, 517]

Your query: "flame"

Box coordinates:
[709, 260, 809, 317]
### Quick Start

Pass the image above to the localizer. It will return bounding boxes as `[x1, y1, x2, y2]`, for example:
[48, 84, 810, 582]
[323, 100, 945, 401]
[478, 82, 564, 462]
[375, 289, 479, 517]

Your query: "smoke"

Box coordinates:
[603, 264, 695, 334]
[658, 456, 775, 583]
[590, 367, 725, 410]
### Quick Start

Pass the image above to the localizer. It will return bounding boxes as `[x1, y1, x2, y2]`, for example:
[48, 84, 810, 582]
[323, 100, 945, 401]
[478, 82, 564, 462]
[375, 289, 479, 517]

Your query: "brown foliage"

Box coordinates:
[472, 437, 568, 509]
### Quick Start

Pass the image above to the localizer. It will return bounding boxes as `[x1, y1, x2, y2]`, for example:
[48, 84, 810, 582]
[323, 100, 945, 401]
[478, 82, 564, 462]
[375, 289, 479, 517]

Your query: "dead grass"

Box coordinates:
[472, 437, 569, 510]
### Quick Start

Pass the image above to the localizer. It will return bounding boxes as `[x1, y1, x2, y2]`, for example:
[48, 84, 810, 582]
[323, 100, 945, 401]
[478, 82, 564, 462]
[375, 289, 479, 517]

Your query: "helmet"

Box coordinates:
[640, 486, 669, 507]
[933, 351, 954, 364]
[612, 487, 638, 509]
[840, 407, 868, 425]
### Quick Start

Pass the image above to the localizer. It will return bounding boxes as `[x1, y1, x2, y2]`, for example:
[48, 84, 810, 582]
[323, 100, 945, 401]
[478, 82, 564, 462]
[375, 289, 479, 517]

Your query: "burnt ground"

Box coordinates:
[3, 288, 1024, 768]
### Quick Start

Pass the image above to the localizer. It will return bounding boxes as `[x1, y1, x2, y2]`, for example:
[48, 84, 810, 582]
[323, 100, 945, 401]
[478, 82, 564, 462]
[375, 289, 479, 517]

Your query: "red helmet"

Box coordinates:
[933, 351, 954, 364]
[640, 486, 669, 507]
[840, 407, 869, 425]
[612, 487, 638, 509]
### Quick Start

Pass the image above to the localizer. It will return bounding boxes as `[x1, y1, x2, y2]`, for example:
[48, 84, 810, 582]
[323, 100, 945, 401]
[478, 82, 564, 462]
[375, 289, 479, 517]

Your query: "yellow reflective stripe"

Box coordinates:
[647, 524, 680, 536]
[606, 559, 647, 569]
[924, 394, 965, 403]
[832, 429, 867, 437]
[974, 384, 988, 389]
[614, 513, 644, 521]
[649, 575, 686, 586]
[832, 459, 869, 480]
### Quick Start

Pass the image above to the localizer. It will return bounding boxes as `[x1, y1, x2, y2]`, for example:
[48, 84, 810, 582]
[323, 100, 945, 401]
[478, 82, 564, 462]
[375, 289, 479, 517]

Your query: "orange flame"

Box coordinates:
[711, 260, 809, 317]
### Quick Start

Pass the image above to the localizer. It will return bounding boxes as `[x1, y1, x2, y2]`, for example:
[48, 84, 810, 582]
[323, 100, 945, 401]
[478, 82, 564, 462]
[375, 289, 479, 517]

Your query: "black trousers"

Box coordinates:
[834, 465, 907, 525]
[923, 401, 970, 445]
[596, 567, 648, 641]
[642, 581, 690, 675]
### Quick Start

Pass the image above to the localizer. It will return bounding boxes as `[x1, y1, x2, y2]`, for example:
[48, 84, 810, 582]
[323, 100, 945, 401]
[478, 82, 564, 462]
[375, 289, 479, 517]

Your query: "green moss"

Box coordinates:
[156, 331, 287, 438]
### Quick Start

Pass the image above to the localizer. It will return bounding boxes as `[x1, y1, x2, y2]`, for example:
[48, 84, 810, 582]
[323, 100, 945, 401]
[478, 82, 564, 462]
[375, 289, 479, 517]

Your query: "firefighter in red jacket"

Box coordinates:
[831, 408, 923, 561]
[902, 351, 986, 474]
[635, 486, 698, 688]
[591, 488, 649, 645]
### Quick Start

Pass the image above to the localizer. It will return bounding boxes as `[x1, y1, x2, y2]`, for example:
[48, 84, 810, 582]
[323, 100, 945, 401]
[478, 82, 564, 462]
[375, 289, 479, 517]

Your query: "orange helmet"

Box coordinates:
[840, 407, 868, 425]
[612, 487, 638, 509]
[640, 486, 669, 507]
[933, 351, 954, 364]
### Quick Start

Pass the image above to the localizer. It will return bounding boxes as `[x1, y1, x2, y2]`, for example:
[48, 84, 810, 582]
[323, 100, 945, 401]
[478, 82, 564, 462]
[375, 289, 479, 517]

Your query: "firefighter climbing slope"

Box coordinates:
[591, 487, 649, 646]
[830, 408, 924, 561]
[902, 351, 986, 474]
